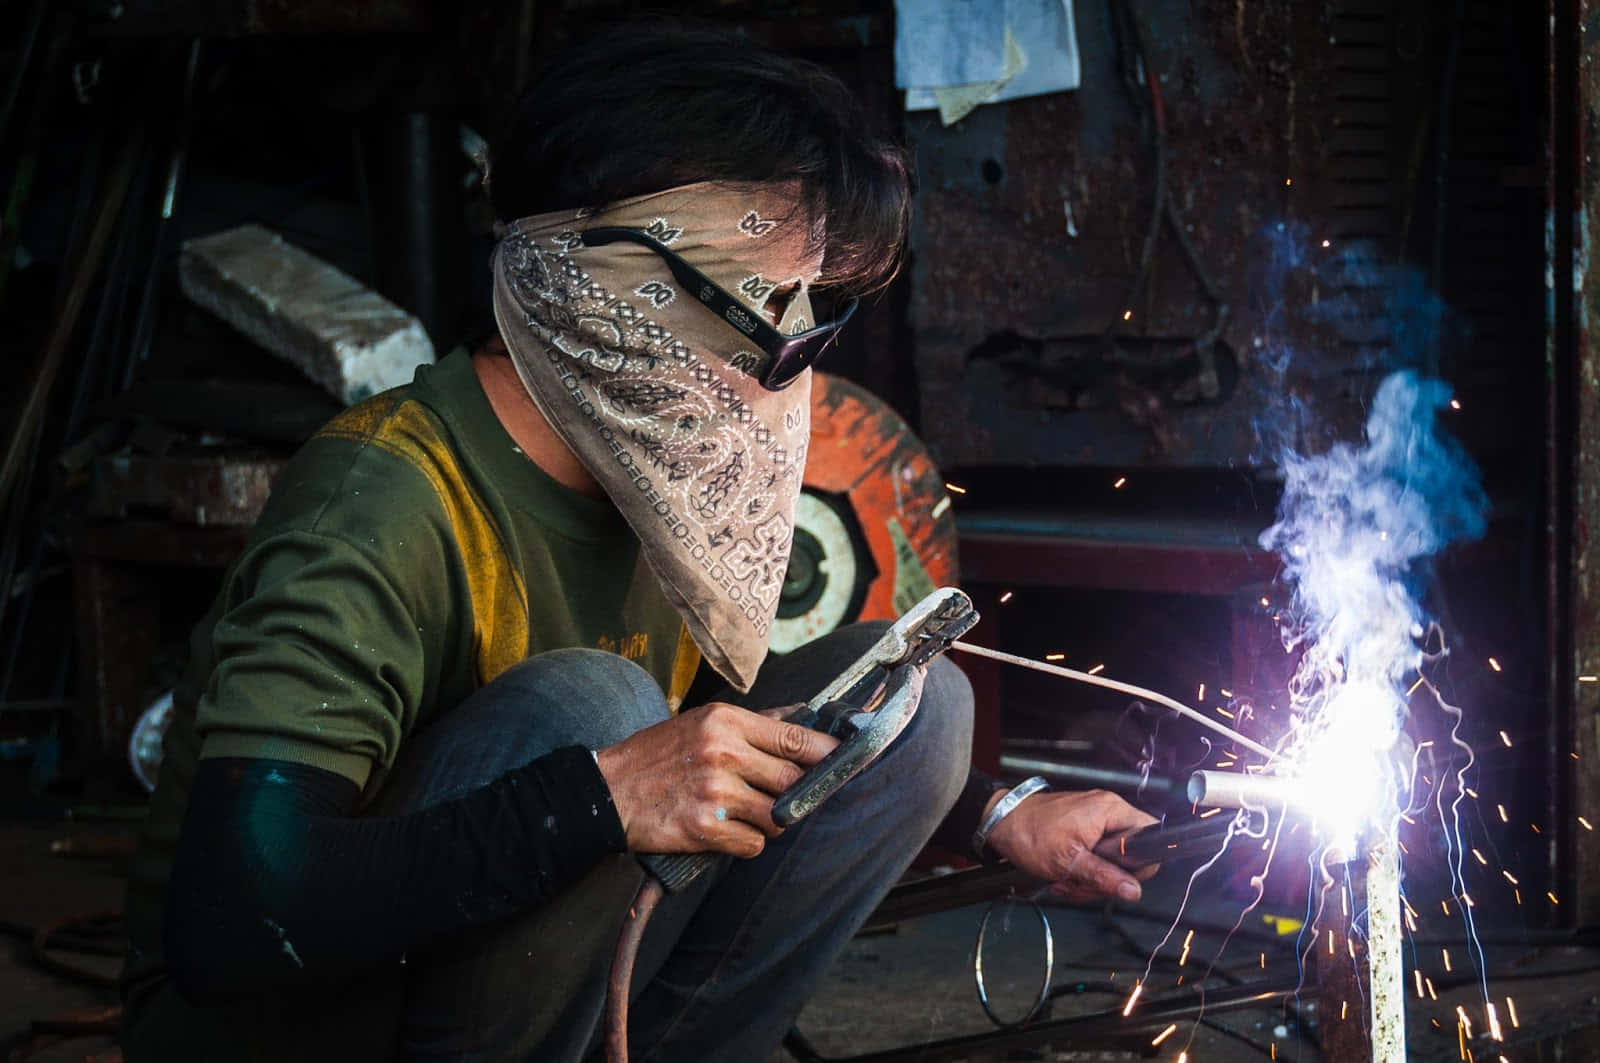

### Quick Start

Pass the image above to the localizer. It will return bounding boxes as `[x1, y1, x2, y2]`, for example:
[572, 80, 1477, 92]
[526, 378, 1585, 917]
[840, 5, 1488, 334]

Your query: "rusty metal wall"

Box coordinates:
[1553, 0, 1600, 929]
[907, 0, 1537, 471]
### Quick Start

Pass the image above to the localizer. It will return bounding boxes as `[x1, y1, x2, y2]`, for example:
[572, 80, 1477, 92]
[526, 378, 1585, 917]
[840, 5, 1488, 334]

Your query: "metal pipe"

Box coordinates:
[999, 754, 1176, 794]
[1186, 769, 1296, 810]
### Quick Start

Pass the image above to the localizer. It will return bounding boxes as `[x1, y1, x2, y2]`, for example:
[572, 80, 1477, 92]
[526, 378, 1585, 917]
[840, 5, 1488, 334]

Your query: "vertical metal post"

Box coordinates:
[1311, 836, 1403, 1061]
[1313, 858, 1371, 1063]
[1366, 835, 1405, 1063]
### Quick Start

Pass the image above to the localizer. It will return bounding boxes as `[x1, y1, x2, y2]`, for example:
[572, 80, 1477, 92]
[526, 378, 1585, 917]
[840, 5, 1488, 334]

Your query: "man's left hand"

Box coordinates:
[984, 788, 1160, 904]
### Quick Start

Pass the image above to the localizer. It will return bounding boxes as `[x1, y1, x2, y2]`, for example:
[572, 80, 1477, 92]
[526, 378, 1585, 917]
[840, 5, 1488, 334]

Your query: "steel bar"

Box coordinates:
[1367, 833, 1405, 1062]
[998, 753, 1176, 794]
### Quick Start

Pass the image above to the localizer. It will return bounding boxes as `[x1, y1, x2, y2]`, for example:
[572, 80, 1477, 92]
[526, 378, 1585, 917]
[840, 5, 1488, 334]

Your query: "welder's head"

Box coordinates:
[487, 20, 911, 300]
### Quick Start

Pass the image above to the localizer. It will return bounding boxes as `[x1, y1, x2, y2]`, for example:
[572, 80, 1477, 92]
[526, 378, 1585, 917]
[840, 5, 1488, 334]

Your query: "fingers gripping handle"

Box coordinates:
[636, 665, 926, 894]
[773, 663, 924, 827]
[634, 587, 974, 894]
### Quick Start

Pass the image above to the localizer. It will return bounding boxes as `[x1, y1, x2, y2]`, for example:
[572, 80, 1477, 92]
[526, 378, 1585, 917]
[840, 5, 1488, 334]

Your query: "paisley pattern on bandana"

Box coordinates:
[491, 182, 819, 691]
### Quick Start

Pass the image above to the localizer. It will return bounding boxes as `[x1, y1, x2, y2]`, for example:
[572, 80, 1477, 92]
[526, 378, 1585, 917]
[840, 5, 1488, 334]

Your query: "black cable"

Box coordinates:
[1098, 0, 1231, 395]
[1101, 0, 1165, 347]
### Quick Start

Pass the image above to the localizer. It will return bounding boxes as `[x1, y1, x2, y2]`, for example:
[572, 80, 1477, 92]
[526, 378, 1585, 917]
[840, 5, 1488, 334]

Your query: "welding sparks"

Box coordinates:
[1151, 1024, 1177, 1046]
[1113, 476, 1128, 488]
[1499, 730, 1512, 747]
[999, 590, 1013, 604]
[1045, 653, 1065, 662]
[1122, 980, 1143, 1016]
[1488, 657, 1502, 672]
[1505, 997, 1519, 1028]
[943, 482, 966, 495]
[1580, 816, 1593, 831]
[1087, 663, 1106, 675]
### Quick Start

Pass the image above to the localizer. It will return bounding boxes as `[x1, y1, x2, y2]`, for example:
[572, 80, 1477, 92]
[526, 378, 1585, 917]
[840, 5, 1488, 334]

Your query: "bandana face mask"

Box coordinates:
[491, 182, 827, 691]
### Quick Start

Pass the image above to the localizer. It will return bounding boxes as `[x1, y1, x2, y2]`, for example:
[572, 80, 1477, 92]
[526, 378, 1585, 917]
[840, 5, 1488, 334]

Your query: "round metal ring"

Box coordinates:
[973, 894, 1055, 1028]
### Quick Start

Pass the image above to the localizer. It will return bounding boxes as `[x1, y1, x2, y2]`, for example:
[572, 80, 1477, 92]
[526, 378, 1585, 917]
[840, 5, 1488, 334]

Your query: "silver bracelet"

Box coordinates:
[972, 775, 1049, 856]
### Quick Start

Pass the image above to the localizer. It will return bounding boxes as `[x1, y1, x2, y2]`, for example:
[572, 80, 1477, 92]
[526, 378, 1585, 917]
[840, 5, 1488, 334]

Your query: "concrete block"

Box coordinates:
[179, 223, 434, 404]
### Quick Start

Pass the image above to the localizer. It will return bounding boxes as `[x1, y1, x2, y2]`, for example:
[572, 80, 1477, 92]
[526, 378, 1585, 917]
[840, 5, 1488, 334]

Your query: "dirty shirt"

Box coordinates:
[122, 348, 699, 991]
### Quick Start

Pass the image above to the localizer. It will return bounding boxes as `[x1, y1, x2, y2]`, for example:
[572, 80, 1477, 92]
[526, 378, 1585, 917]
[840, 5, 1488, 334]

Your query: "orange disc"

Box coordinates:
[772, 373, 960, 651]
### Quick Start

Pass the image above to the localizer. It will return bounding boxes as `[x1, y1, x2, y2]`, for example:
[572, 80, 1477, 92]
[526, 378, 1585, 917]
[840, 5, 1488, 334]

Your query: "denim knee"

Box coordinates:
[875, 654, 974, 830]
[488, 647, 671, 748]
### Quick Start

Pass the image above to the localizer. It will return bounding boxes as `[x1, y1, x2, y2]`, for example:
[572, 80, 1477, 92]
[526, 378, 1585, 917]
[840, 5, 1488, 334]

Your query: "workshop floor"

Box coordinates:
[3, 816, 1595, 1062]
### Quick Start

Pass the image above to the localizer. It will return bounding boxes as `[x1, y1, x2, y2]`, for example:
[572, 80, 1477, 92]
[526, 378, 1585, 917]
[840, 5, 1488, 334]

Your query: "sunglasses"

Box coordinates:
[580, 226, 856, 390]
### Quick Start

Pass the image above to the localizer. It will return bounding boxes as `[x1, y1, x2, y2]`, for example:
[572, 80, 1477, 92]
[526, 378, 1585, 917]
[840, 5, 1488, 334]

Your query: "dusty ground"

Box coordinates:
[3, 816, 1594, 1062]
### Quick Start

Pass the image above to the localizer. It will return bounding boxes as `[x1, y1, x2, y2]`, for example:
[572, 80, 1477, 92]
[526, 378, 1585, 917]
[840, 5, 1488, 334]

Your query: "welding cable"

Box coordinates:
[1100, 0, 1230, 384]
[1101, 0, 1166, 348]
[605, 877, 666, 1063]
[30, 912, 121, 989]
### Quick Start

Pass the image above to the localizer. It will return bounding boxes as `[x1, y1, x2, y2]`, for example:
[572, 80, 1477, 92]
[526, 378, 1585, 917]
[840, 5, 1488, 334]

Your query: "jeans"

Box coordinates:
[377, 622, 973, 1061]
[118, 623, 972, 1061]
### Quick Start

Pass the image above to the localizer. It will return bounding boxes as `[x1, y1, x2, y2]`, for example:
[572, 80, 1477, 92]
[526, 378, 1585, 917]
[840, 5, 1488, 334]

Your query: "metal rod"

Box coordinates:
[949, 641, 1277, 760]
[1367, 833, 1405, 1062]
[1187, 768, 1296, 809]
[999, 753, 1176, 794]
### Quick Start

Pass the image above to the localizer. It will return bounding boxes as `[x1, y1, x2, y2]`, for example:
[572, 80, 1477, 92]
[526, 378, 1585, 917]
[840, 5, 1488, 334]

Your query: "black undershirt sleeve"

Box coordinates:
[930, 768, 1008, 863]
[164, 748, 626, 1006]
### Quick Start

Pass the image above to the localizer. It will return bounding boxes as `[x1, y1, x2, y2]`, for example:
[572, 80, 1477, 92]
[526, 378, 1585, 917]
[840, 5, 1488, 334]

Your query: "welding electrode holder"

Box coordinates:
[635, 663, 926, 893]
[606, 587, 980, 1063]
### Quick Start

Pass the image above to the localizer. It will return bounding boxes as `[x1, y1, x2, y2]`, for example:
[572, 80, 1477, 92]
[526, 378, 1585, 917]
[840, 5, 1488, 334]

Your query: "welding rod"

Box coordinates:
[948, 641, 1277, 760]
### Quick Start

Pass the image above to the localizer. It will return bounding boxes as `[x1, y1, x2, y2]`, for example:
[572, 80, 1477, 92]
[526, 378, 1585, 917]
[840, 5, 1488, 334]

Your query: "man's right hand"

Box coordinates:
[594, 702, 838, 858]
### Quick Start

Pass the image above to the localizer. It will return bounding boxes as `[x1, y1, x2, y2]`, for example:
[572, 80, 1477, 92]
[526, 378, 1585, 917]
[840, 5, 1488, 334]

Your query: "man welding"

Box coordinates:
[120, 22, 1157, 1061]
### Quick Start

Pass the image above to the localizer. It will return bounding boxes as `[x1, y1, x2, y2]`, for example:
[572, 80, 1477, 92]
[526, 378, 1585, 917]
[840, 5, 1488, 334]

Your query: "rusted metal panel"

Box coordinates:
[905, 0, 1540, 471]
[1559, 0, 1600, 928]
[908, 0, 1356, 468]
[86, 453, 285, 527]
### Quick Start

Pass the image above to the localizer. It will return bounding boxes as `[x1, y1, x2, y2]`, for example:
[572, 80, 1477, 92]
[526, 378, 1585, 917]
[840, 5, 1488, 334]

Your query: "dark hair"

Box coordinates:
[488, 21, 910, 296]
